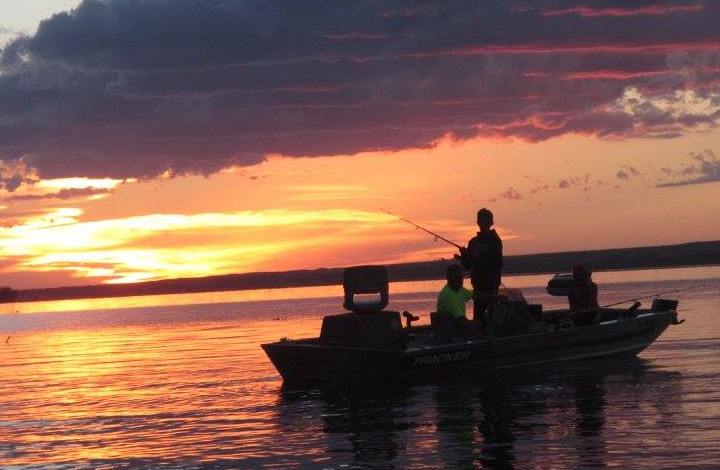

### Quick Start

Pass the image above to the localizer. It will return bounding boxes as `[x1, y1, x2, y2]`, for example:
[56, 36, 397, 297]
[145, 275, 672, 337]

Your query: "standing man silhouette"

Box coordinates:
[456, 208, 503, 328]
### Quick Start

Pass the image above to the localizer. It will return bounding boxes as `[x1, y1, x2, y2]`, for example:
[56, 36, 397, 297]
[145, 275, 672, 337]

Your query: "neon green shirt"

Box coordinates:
[436, 285, 474, 319]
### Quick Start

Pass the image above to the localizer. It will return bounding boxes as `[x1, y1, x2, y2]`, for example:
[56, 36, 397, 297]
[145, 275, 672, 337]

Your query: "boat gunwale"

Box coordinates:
[261, 308, 678, 353]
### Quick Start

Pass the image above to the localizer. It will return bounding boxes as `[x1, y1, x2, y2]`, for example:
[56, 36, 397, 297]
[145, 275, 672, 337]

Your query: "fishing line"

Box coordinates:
[381, 208, 508, 290]
[601, 284, 703, 308]
[551, 283, 703, 319]
[380, 208, 463, 249]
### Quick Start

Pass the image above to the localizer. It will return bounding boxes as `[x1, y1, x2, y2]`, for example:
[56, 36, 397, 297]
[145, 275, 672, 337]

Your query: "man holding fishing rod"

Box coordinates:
[455, 208, 504, 330]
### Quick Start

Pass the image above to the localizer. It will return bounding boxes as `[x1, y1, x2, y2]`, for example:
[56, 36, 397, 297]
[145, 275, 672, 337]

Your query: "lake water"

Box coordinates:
[1, 266, 719, 469]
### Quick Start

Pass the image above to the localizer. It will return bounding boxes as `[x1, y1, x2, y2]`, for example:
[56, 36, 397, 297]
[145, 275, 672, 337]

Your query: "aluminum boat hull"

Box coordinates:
[262, 310, 678, 383]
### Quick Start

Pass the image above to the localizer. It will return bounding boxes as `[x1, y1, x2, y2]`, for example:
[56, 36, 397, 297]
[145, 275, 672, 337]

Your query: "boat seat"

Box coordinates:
[343, 265, 389, 313]
[319, 311, 403, 348]
[430, 311, 460, 343]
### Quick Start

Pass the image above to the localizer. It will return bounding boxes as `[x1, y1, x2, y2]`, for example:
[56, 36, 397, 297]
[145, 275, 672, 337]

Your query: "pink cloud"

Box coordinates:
[1, 0, 719, 181]
[541, 5, 703, 18]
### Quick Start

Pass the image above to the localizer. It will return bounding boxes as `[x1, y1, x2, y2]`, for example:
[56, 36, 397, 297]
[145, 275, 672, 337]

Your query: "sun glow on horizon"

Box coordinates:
[1, 130, 719, 289]
[1, 206, 450, 284]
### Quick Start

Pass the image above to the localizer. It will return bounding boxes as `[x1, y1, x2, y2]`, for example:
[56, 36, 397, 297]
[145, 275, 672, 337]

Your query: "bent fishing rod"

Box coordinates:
[381, 209, 463, 250]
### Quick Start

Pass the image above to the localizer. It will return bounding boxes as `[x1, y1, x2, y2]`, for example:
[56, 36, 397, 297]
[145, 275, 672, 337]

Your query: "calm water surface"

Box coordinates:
[1, 266, 719, 469]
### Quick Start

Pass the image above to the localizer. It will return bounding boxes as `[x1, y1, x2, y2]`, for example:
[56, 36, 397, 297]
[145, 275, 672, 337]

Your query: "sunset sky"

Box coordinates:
[0, 0, 719, 288]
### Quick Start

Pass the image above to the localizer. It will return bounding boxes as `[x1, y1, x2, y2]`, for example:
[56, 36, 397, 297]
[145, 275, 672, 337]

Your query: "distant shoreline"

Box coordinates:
[9, 240, 720, 304]
[504, 263, 720, 277]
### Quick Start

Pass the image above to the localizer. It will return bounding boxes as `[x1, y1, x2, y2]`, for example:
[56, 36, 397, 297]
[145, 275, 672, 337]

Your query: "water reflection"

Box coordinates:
[277, 386, 415, 469]
[572, 372, 607, 468]
[435, 383, 478, 469]
[2, 268, 716, 469]
[476, 380, 520, 470]
[321, 392, 408, 468]
[275, 359, 686, 470]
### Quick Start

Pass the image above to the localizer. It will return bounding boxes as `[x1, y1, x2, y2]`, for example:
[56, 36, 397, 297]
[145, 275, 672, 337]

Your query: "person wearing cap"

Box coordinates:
[456, 208, 504, 327]
[568, 264, 600, 325]
[436, 264, 475, 337]
[437, 264, 474, 320]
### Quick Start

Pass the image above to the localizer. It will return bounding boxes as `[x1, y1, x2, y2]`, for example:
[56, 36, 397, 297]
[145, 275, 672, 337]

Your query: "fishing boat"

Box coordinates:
[262, 266, 683, 384]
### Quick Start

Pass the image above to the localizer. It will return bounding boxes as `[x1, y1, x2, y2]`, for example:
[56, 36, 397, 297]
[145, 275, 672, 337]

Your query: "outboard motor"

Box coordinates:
[546, 273, 574, 296]
[320, 266, 403, 348]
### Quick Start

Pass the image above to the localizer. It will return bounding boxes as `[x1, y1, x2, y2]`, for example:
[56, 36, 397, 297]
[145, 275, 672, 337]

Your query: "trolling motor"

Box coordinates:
[402, 311, 420, 327]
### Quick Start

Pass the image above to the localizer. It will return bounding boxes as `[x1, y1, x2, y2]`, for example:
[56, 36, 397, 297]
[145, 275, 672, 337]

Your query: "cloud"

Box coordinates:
[656, 149, 720, 187]
[0, 205, 489, 286]
[530, 184, 550, 194]
[541, 4, 703, 18]
[555, 173, 599, 191]
[3, 187, 110, 201]
[499, 187, 523, 200]
[0, 26, 19, 41]
[1, 0, 720, 181]
[0, 206, 399, 284]
[0, 159, 37, 192]
[488, 186, 523, 202]
[0, 175, 130, 201]
[616, 165, 640, 180]
[284, 184, 396, 201]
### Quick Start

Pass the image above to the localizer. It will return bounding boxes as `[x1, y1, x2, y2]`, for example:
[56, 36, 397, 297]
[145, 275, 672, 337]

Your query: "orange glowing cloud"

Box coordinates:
[0, 207, 414, 284]
[0, 190, 531, 286]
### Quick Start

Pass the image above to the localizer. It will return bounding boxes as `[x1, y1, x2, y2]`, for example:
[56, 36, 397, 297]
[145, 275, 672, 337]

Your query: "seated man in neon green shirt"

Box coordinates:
[437, 264, 474, 325]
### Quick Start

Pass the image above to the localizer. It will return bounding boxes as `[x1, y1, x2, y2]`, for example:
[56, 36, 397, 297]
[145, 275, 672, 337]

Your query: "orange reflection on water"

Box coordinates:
[1, 268, 719, 469]
[11, 284, 342, 315]
[0, 317, 320, 466]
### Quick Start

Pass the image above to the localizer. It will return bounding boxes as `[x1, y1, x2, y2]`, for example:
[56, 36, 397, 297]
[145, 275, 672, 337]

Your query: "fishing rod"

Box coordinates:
[543, 284, 701, 323]
[601, 284, 703, 308]
[384, 210, 701, 311]
[381, 209, 463, 250]
[382, 208, 509, 289]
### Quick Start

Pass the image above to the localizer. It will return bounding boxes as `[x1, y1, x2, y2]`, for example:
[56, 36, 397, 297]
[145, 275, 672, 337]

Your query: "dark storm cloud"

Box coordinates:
[1, 0, 719, 181]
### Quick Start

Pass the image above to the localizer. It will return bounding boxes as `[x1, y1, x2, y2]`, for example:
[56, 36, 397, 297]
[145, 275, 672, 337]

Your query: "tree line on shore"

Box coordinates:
[8, 239, 720, 304]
